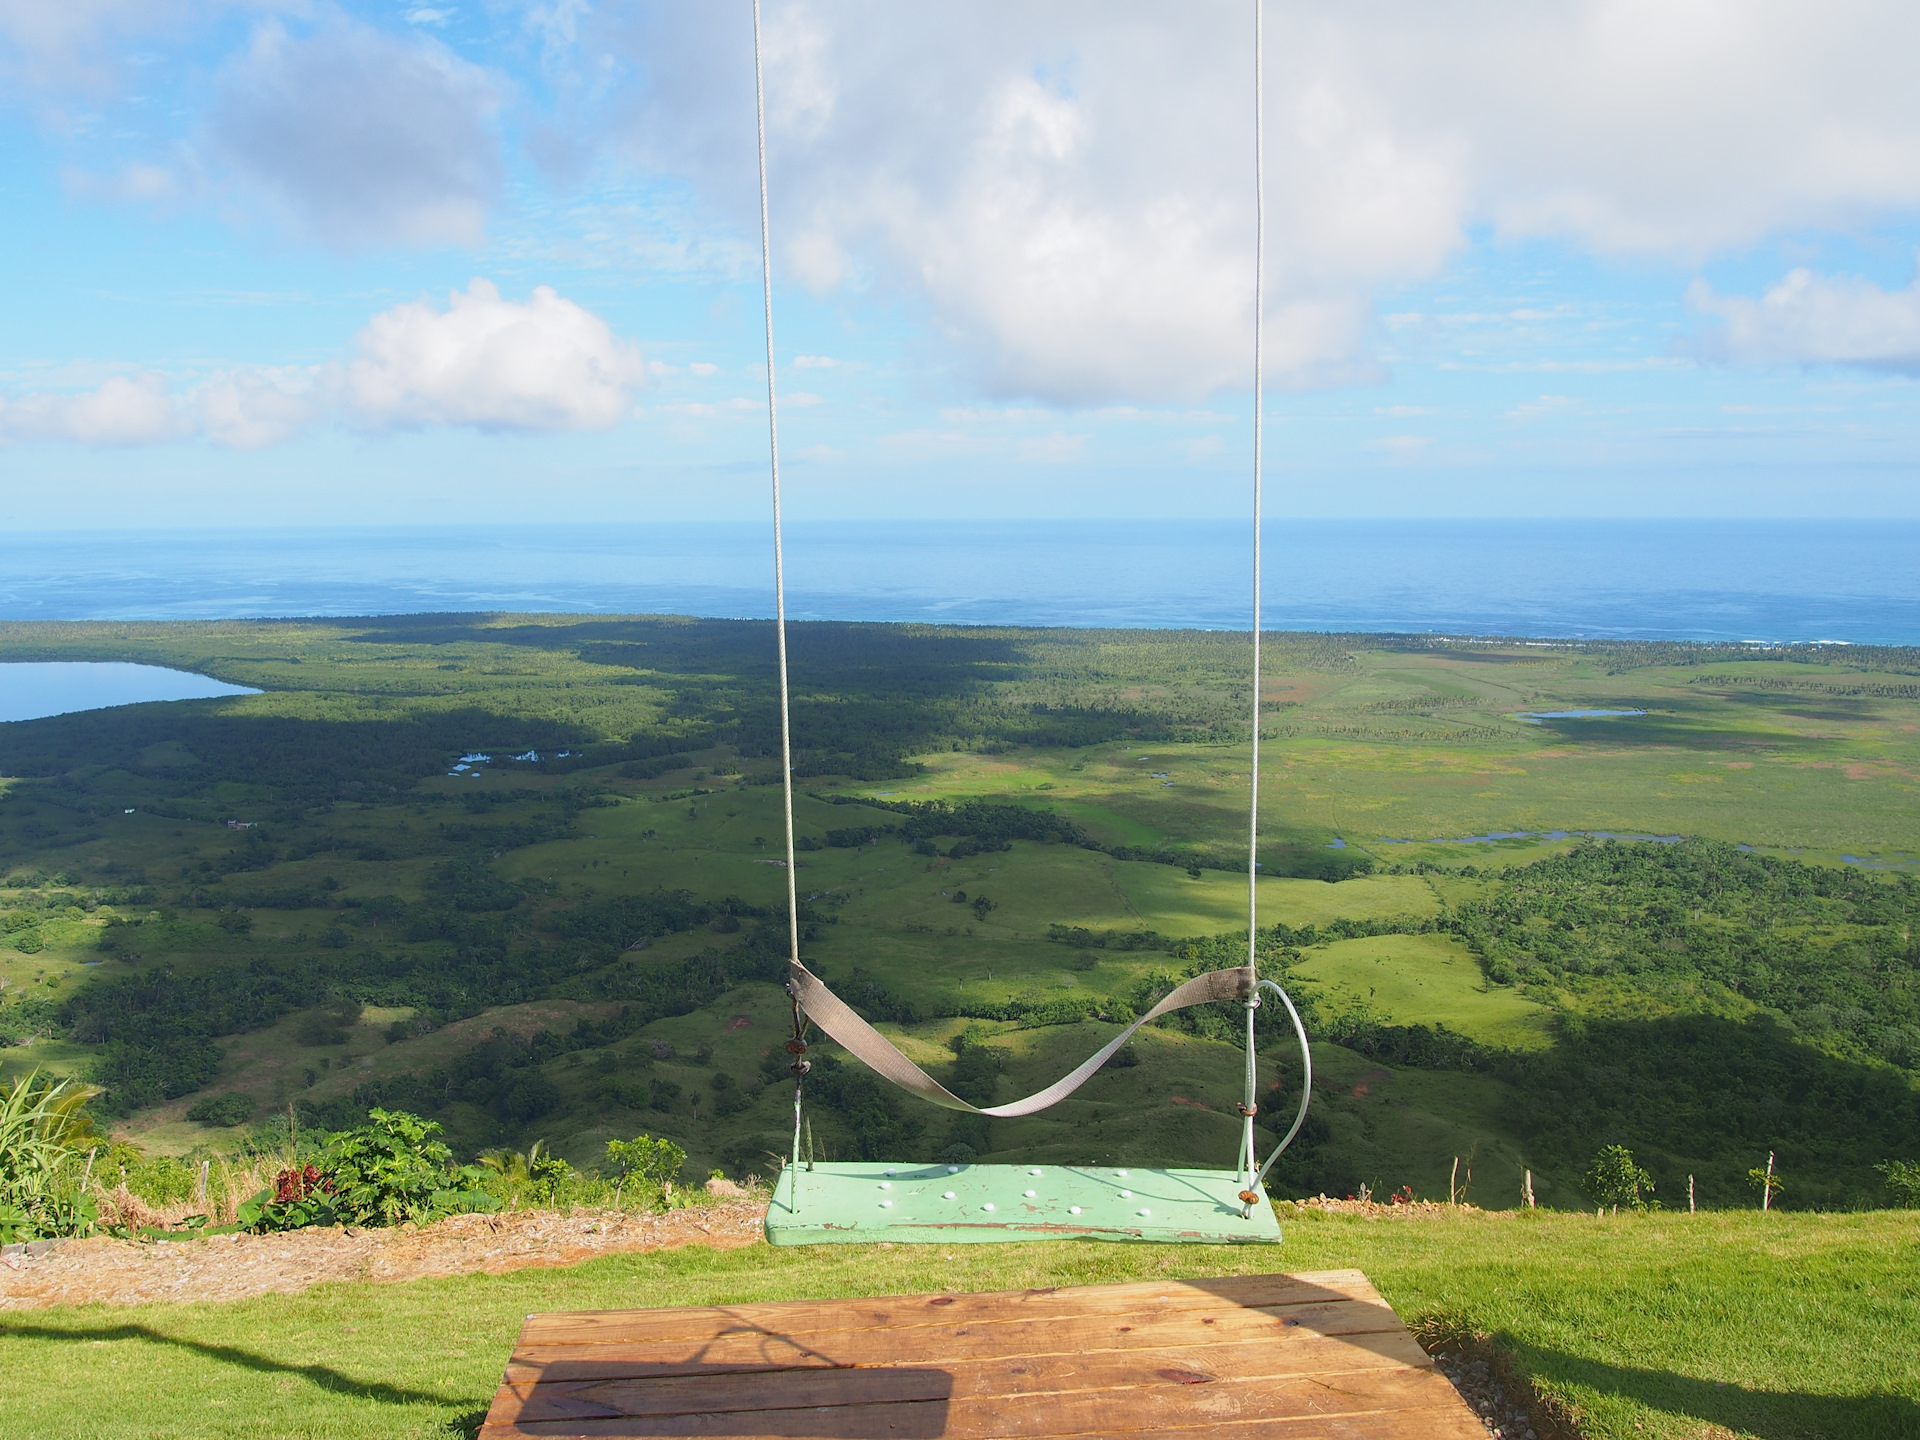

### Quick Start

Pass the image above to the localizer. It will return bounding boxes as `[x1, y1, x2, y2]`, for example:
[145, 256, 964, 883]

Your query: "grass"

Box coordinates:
[1289, 933, 1556, 1049]
[1, 1210, 1914, 1439]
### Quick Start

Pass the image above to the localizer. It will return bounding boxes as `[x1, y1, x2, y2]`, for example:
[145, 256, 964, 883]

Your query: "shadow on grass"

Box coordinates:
[0, 1320, 459, 1411]
[1520, 1341, 1920, 1440]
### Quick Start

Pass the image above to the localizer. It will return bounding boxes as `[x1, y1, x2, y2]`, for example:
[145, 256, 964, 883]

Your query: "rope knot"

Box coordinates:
[789, 1059, 812, 1078]
[1236, 1102, 1258, 1118]
[785, 1039, 808, 1055]
[1238, 1189, 1261, 1205]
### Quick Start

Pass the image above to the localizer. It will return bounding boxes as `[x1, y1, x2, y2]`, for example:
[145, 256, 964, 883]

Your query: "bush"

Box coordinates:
[185, 1092, 254, 1127]
[124, 1155, 197, 1206]
[606, 1134, 686, 1203]
[313, 1109, 495, 1228]
[1876, 1159, 1920, 1207]
[1585, 1144, 1655, 1212]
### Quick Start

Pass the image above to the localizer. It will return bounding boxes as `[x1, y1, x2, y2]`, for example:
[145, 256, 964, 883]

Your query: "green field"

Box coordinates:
[2, 1210, 1914, 1440]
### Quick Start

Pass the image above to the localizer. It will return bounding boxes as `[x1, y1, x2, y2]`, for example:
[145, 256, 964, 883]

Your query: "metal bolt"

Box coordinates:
[982, 1203, 995, 1212]
[943, 1191, 956, 1199]
[1069, 1206, 1083, 1215]
[1023, 1189, 1037, 1197]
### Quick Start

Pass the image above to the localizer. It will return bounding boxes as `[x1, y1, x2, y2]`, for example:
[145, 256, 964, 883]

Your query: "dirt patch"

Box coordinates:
[0, 1200, 766, 1311]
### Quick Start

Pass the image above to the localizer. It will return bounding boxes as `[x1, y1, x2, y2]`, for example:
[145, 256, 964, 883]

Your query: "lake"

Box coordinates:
[1, 519, 1916, 643]
[0, 662, 259, 724]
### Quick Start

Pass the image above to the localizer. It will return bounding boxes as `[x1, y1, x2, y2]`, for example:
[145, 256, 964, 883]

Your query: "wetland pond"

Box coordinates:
[0, 662, 258, 723]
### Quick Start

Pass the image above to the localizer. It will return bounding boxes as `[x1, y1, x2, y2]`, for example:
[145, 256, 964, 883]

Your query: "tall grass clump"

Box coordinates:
[0, 1070, 105, 1241]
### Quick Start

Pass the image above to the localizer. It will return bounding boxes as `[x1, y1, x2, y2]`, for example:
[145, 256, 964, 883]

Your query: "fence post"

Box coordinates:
[1449, 1157, 1459, 1206]
[196, 1159, 209, 1208]
[1688, 1174, 1696, 1213]
[1763, 1151, 1774, 1212]
[1522, 1169, 1534, 1209]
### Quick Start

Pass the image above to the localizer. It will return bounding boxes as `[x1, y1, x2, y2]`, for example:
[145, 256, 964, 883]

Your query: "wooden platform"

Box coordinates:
[481, 1270, 1485, 1439]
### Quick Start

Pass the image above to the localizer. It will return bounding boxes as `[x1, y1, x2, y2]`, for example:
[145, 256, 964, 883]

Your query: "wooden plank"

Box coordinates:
[483, 1272, 1483, 1440]
[479, 1362, 1470, 1439]
[515, 1272, 1382, 1350]
[490, 1331, 1435, 1425]
[502, 1296, 1406, 1383]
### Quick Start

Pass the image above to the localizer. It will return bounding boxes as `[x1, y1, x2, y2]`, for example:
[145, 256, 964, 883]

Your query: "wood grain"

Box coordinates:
[482, 1270, 1481, 1440]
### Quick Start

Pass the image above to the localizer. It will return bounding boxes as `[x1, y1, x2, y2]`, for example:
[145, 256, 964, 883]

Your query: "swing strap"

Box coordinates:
[788, 961, 1253, 1118]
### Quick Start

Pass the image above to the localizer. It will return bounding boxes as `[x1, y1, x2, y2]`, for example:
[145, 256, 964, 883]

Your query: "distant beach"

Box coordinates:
[3, 519, 1915, 644]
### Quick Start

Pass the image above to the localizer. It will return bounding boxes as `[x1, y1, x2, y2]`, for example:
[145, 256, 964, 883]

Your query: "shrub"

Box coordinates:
[1875, 1159, 1920, 1207]
[479, 1140, 573, 1203]
[239, 1164, 335, 1233]
[185, 1092, 254, 1127]
[1585, 1144, 1655, 1212]
[605, 1134, 686, 1188]
[315, 1109, 495, 1227]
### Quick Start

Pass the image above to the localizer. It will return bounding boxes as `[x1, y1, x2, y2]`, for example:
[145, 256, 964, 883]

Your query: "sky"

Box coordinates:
[4, 0, 1920, 529]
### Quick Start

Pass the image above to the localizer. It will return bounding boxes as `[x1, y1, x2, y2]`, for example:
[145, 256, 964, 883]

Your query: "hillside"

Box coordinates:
[1, 616, 1917, 1210]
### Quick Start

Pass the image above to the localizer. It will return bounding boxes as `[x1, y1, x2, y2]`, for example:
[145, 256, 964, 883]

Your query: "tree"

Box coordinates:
[1584, 1144, 1654, 1213]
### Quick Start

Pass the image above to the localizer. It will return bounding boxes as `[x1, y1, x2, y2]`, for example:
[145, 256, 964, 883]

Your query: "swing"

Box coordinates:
[745, 0, 1308, 1246]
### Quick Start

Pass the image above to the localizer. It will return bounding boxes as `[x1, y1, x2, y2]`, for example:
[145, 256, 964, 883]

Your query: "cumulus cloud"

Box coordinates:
[580, 0, 1920, 404]
[208, 18, 504, 249]
[341, 279, 646, 431]
[1690, 267, 1920, 372]
[0, 281, 645, 447]
[0, 373, 191, 445]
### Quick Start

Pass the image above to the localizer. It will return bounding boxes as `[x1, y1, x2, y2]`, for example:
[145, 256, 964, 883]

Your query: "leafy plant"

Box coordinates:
[0, 1071, 105, 1240]
[317, 1109, 495, 1228]
[479, 1139, 572, 1202]
[238, 1164, 334, 1234]
[1874, 1159, 1920, 1207]
[605, 1133, 686, 1200]
[1585, 1144, 1655, 1212]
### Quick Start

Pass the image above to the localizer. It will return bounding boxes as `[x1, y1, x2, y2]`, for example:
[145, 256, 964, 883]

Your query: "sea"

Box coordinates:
[1, 519, 1915, 644]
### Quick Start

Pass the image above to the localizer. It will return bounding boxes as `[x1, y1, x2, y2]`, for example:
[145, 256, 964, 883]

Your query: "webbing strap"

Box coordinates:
[788, 962, 1253, 1118]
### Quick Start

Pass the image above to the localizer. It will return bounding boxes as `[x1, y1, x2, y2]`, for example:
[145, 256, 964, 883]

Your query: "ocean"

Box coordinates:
[2, 520, 1914, 644]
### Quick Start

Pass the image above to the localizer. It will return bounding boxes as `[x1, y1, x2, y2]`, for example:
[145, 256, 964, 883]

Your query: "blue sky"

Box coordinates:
[4, 1, 1920, 528]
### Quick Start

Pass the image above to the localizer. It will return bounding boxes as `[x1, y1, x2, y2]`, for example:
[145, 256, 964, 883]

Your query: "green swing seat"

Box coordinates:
[765, 1161, 1282, 1245]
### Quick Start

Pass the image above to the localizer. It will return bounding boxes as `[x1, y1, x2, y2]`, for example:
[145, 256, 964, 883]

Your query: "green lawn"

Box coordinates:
[2, 1210, 1914, 1439]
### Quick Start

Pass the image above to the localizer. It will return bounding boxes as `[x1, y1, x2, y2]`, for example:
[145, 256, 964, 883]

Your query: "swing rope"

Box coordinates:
[751, 0, 1309, 1209]
[751, 0, 812, 1192]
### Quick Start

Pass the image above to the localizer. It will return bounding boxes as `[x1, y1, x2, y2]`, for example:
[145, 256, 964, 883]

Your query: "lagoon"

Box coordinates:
[0, 662, 258, 724]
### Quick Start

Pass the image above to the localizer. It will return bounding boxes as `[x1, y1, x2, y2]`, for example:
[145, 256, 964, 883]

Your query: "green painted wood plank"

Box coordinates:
[763, 1163, 1282, 1246]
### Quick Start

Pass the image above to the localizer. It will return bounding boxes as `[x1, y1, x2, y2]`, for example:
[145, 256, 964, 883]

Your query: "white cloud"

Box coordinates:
[196, 367, 319, 449]
[0, 280, 644, 447]
[793, 354, 836, 368]
[0, 372, 190, 445]
[689, 361, 720, 376]
[340, 279, 645, 431]
[207, 18, 503, 249]
[582, 0, 1920, 405]
[1690, 267, 1920, 372]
